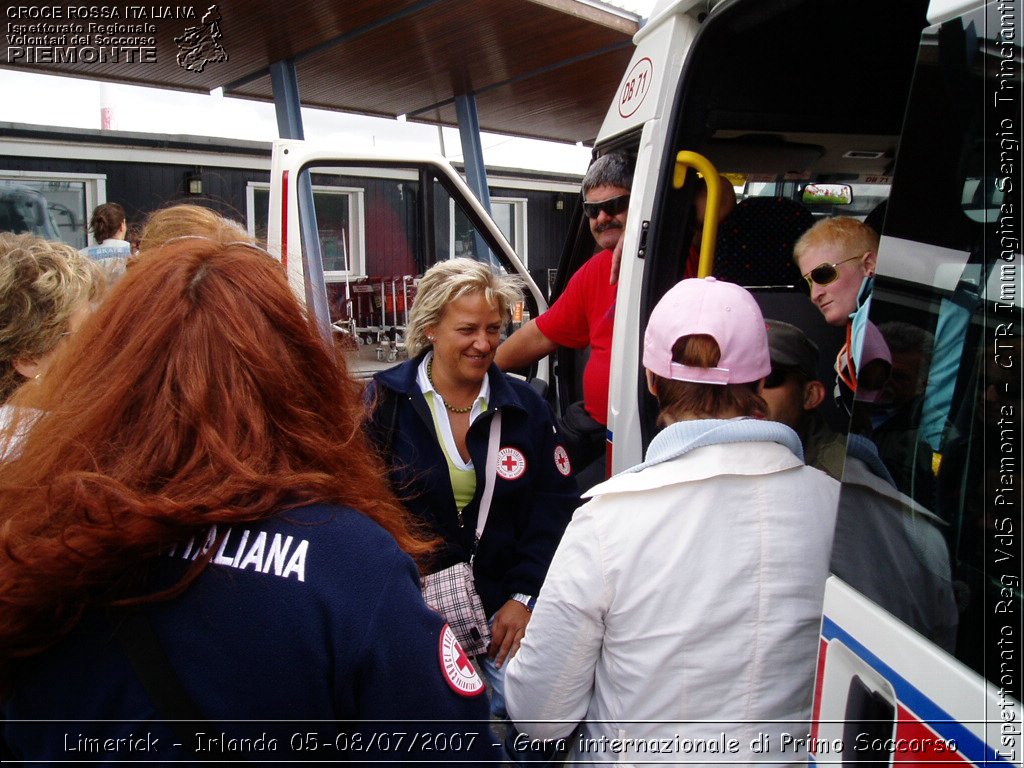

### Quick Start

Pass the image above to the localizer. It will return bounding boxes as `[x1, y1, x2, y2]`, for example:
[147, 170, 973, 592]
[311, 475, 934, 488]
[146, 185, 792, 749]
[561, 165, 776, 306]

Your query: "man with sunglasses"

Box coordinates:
[759, 320, 846, 481]
[794, 217, 890, 405]
[496, 152, 633, 489]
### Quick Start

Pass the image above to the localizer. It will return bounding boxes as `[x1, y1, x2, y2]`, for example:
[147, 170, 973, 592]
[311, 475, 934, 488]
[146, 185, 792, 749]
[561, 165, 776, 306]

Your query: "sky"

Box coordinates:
[0, 0, 661, 175]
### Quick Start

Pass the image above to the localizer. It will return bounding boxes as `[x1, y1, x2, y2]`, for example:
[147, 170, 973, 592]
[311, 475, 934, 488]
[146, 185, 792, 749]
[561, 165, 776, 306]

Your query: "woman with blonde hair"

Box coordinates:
[139, 203, 250, 253]
[0, 241, 499, 763]
[366, 258, 578, 735]
[0, 232, 103, 409]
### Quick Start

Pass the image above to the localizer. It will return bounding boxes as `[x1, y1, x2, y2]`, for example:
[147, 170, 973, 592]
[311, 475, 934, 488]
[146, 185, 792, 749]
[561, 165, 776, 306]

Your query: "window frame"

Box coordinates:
[247, 180, 366, 277]
[447, 196, 529, 265]
[0, 170, 107, 248]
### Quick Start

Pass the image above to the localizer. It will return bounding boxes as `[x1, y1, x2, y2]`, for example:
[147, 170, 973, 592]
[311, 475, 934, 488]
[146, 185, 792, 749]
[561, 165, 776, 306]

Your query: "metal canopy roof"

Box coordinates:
[2, 0, 640, 144]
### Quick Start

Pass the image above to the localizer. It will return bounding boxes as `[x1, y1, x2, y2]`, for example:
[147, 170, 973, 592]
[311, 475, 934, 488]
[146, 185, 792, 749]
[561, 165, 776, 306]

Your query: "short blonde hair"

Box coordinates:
[139, 204, 250, 254]
[0, 234, 105, 401]
[793, 216, 879, 265]
[406, 258, 524, 357]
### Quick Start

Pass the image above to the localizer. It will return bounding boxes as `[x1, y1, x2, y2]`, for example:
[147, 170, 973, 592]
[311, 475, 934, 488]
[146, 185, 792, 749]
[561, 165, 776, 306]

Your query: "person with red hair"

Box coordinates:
[0, 239, 499, 763]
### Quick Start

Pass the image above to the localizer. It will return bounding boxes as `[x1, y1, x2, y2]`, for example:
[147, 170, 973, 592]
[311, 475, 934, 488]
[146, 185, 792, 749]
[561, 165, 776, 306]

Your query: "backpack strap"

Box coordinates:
[113, 610, 214, 762]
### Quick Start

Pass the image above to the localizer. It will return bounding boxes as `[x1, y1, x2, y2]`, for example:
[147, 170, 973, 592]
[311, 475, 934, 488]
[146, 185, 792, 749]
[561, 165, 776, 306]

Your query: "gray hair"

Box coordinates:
[406, 258, 524, 358]
[582, 152, 634, 196]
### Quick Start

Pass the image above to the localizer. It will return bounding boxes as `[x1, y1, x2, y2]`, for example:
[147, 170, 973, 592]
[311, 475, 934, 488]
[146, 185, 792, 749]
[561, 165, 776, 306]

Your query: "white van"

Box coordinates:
[269, 0, 1020, 762]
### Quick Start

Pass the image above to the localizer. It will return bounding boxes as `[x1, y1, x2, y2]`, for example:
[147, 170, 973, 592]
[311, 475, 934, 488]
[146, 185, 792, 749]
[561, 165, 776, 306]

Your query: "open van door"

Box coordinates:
[265, 142, 549, 383]
[810, 0, 1022, 763]
[590, 0, 1018, 761]
[595, 0, 928, 472]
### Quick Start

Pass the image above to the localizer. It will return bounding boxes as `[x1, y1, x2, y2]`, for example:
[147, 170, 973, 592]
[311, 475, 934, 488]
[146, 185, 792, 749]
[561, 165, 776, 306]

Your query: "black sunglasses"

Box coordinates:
[802, 254, 865, 288]
[583, 194, 630, 219]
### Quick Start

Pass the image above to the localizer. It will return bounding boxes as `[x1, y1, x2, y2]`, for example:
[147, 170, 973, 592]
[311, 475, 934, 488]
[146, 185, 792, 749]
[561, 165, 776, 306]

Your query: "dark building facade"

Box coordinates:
[0, 123, 580, 296]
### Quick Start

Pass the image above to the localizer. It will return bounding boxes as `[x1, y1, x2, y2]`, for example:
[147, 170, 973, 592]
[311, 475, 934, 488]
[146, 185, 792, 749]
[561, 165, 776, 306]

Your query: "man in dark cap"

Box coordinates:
[759, 319, 846, 480]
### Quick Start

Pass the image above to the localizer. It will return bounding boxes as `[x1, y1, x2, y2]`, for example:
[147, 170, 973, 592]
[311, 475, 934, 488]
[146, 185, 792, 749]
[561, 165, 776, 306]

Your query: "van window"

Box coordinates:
[834, 2, 1021, 692]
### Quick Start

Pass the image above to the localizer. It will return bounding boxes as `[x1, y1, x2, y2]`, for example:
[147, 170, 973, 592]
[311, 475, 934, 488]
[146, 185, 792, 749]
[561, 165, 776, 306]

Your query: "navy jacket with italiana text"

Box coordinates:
[2, 503, 500, 765]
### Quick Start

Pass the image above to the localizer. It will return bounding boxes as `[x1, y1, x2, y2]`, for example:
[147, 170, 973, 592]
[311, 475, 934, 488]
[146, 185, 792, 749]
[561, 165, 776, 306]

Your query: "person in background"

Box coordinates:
[867, 320, 937, 506]
[0, 233, 103, 456]
[81, 202, 131, 261]
[0, 240, 499, 764]
[759, 319, 847, 481]
[139, 203, 250, 253]
[685, 173, 737, 277]
[366, 258, 578, 732]
[609, 172, 736, 285]
[793, 216, 891, 407]
[125, 222, 143, 257]
[496, 152, 633, 489]
[506, 277, 838, 766]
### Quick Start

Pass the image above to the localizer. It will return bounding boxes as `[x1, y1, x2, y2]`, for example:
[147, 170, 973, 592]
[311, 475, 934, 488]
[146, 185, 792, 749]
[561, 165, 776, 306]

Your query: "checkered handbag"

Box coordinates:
[420, 411, 503, 658]
[422, 562, 491, 657]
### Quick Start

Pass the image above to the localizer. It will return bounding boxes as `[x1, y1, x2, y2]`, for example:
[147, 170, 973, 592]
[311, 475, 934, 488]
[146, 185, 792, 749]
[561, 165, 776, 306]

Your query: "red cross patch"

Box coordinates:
[438, 624, 485, 696]
[496, 447, 527, 480]
[553, 445, 572, 477]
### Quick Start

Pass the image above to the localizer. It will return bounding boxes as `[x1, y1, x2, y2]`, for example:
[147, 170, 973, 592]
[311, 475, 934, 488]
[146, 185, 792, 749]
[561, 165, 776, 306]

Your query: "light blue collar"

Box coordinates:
[628, 417, 804, 474]
[846, 432, 895, 486]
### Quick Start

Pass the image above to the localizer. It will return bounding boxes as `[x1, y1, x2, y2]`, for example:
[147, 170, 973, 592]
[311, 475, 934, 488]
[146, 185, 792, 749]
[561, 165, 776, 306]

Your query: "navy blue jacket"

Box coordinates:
[366, 356, 580, 617]
[2, 504, 500, 765]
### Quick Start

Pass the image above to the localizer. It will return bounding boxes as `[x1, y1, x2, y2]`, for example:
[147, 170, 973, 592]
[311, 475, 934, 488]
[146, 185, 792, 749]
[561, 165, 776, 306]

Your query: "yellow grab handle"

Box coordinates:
[674, 150, 722, 279]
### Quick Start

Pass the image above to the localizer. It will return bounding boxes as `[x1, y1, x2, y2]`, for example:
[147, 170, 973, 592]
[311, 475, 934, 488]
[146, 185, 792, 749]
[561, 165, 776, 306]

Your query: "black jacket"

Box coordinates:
[366, 354, 580, 616]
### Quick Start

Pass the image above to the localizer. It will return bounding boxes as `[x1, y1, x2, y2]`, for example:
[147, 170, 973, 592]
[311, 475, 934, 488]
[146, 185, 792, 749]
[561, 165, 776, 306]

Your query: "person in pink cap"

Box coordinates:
[506, 277, 839, 766]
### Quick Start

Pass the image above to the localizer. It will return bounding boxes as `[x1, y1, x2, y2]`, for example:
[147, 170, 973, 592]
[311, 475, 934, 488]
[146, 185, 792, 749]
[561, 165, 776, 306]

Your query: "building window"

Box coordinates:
[0, 172, 106, 249]
[247, 182, 365, 275]
[449, 196, 528, 265]
[492, 198, 528, 264]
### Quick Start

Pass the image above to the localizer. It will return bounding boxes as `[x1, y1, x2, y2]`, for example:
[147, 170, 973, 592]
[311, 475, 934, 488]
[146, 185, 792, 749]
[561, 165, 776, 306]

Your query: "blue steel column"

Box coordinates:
[270, 59, 332, 344]
[454, 92, 496, 268]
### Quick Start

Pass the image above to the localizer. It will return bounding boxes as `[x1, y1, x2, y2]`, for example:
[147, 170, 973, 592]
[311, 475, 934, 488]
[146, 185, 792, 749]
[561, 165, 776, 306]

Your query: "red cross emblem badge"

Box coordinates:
[496, 447, 527, 480]
[438, 624, 485, 696]
[553, 445, 572, 477]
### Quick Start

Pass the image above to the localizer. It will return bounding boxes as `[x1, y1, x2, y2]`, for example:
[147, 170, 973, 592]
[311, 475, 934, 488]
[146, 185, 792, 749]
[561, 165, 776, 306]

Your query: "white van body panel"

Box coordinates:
[596, 4, 701, 146]
[606, 117, 662, 473]
[595, 5, 704, 472]
[814, 578, 1021, 765]
[927, 0, 987, 24]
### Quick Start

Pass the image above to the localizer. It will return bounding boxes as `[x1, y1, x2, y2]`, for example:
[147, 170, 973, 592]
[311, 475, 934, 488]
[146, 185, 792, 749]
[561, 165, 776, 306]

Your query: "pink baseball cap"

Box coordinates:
[643, 277, 771, 385]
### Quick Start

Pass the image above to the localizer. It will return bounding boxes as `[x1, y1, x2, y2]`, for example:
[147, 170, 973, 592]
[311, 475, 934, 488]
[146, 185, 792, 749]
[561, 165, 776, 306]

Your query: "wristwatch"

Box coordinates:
[511, 593, 537, 612]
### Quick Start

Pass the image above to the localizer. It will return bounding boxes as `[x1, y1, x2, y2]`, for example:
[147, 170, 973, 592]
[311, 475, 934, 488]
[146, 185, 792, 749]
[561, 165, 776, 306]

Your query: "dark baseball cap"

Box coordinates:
[765, 319, 819, 380]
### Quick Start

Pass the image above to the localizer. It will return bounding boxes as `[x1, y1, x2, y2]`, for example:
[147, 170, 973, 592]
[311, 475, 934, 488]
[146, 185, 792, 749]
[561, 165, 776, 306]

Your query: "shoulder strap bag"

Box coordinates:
[421, 411, 501, 657]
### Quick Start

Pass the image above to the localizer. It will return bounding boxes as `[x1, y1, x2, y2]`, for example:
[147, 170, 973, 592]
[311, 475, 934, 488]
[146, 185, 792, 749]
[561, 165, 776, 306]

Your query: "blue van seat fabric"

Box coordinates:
[714, 197, 815, 287]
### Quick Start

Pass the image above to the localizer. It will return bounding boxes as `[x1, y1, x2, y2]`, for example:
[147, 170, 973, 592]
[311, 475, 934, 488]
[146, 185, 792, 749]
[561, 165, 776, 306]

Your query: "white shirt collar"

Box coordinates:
[416, 352, 490, 422]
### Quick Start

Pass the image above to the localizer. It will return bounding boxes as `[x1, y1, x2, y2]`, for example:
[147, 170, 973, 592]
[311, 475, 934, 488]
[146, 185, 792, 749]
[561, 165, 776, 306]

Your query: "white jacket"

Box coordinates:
[506, 420, 839, 766]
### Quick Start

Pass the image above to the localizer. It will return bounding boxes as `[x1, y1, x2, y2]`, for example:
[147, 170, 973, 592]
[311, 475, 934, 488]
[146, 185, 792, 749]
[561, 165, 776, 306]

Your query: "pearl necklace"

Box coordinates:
[427, 357, 474, 414]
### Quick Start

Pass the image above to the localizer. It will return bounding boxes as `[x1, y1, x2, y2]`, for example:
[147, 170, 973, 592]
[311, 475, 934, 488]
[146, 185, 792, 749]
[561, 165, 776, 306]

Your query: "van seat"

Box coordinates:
[714, 197, 814, 287]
